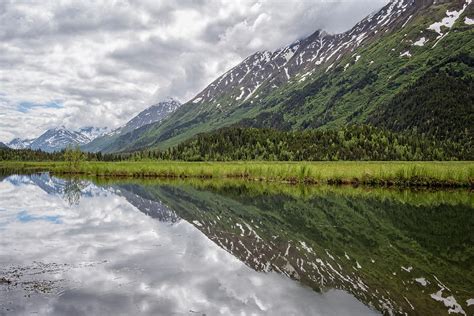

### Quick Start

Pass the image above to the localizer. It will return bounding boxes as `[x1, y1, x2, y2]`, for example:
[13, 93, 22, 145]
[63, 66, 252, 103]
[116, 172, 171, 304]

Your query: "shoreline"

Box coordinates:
[1, 161, 473, 188]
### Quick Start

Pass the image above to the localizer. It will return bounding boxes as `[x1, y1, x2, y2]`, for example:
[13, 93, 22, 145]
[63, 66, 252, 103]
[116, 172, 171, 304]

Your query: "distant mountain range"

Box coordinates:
[85, 0, 472, 153]
[28, 127, 107, 153]
[6, 127, 108, 153]
[4, 98, 181, 153]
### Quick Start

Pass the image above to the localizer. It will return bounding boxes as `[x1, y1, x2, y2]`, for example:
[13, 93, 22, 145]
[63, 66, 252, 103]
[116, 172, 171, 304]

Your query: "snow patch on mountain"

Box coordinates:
[428, 0, 472, 46]
[430, 289, 466, 315]
[413, 37, 427, 46]
[400, 50, 412, 57]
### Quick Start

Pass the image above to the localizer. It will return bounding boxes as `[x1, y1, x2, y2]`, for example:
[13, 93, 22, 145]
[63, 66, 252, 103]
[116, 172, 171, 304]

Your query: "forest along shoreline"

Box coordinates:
[1, 161, 473, 188]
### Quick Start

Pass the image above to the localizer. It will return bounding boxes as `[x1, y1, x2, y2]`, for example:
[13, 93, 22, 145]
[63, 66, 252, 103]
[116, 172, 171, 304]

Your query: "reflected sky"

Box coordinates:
[0, 175, 378, 316]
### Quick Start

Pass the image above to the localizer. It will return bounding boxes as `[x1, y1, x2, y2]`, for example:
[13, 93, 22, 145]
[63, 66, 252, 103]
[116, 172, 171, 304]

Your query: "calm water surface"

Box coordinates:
[0, 173, 472, 316]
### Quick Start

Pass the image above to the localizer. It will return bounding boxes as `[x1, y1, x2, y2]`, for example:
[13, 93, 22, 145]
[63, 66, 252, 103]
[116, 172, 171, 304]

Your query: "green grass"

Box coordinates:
[1, 161, 473, 187]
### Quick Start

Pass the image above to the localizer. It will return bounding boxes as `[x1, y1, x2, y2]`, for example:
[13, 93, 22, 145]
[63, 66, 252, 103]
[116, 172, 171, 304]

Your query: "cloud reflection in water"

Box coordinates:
[0, 175, 377, 315]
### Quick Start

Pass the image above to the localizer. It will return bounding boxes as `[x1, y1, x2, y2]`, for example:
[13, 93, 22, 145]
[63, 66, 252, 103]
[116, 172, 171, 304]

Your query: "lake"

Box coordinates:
[0, 173, 472, 315]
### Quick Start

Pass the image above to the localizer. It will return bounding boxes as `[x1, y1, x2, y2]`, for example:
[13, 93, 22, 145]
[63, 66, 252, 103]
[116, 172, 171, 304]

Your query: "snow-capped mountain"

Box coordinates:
[29, 126, 91, 152]
[7, 138, 35, 149]
[6, 126, 109, 152]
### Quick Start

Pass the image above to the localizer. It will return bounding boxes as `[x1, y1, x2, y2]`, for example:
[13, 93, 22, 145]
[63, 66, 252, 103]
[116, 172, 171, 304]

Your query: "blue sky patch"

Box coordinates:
[17, 210, 62, 224]
[17, 100, 64, 113]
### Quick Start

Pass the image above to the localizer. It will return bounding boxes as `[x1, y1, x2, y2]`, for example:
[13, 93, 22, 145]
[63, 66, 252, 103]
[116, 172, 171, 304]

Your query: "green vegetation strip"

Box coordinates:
[1, 161, 473, 187]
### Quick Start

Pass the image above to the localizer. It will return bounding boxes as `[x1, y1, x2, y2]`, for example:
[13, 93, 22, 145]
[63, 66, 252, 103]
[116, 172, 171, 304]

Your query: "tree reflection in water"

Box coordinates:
[63, 178, 87, 205]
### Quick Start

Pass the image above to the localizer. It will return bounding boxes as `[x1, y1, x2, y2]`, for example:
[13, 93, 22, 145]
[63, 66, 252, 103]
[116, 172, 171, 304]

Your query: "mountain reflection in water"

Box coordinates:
[0, 174, 472, 316]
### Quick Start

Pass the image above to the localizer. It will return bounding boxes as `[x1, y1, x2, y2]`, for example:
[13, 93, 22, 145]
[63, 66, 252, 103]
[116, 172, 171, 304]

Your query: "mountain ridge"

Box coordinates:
[106, 0, 472, 153]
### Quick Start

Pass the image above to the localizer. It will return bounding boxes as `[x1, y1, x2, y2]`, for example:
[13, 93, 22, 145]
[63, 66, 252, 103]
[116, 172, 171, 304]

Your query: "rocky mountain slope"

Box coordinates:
[82, 98, 181, 152]
[108, 0, 473, 153]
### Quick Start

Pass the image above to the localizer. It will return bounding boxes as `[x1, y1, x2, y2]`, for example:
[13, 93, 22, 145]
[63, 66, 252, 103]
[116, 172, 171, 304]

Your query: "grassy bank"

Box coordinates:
[1, 161, 473, 187]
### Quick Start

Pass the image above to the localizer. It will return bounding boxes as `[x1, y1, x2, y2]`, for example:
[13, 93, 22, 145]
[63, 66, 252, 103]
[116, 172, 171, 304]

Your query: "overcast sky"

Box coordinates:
[0, 0, 388, 142]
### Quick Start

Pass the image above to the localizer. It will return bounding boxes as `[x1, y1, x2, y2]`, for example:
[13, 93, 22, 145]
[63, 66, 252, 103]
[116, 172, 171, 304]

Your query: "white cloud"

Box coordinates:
[0, 0, 387, 142]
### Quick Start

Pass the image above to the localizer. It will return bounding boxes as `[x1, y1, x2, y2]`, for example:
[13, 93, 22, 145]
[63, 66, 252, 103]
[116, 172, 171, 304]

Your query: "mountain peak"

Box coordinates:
[118, 99, 181, 135]
[53, 125, 67, 131]
[160, 96, 181, 104]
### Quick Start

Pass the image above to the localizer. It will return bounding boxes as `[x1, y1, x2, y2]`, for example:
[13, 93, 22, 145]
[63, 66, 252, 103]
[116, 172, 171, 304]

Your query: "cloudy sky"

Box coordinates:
[0, 0, 388, 142]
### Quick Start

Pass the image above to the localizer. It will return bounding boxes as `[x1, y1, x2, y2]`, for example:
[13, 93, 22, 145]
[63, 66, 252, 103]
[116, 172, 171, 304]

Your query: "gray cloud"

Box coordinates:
[0, 0, 388, 142]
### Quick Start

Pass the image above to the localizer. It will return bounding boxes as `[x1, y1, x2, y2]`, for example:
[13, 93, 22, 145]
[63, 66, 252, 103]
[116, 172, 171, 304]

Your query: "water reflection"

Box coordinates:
[1, 174, 473, 315]
[0, 174, 377, 316]
[112, 181, 473, 316]
[63, 178, 88, 206]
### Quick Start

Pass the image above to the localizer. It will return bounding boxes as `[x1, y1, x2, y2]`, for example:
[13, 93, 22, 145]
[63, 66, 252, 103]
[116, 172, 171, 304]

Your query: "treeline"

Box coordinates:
[1, 125, 471, 162]
[0, 148, 120, 162]
[142, 125, 471, 161]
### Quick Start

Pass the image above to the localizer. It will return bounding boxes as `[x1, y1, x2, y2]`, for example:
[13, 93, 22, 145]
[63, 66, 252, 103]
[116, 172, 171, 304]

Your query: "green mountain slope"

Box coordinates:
[104, 0, 473, 153]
